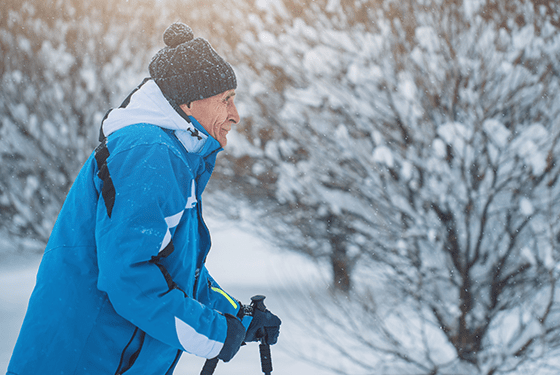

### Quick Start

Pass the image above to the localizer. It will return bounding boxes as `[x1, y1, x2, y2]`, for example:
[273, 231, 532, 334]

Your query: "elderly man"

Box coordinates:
[7, 22, 280, 375]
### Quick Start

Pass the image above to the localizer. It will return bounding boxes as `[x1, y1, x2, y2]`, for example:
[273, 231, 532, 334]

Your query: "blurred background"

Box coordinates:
[2, 0, 560, 374]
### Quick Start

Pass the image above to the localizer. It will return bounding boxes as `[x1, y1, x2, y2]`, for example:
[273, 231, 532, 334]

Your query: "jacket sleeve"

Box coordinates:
[94, 141, 227, 359]
[196, 266, 242, 317]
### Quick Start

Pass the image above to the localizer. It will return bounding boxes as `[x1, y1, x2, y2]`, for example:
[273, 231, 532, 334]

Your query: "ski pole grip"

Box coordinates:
[251, 295, 273, 374]
[250, 295, 267, 312]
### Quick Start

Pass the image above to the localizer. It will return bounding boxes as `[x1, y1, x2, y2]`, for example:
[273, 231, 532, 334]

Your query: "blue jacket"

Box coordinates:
[8, 80, 244, 375]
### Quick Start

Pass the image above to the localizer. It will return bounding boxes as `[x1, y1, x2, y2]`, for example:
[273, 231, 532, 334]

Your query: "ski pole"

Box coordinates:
[250, 295, 273, 375]
[199, 295, 274, 375]
[200, 357, 219, 375]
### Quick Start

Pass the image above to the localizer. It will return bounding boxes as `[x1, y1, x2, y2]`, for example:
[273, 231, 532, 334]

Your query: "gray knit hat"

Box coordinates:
[149, 22, 237, 105]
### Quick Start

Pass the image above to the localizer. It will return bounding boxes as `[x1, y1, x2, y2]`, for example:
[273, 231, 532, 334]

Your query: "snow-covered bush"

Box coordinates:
[3, 0, 560, 372]
[0, 0, 164, 243]
[209, 0, 560, 373]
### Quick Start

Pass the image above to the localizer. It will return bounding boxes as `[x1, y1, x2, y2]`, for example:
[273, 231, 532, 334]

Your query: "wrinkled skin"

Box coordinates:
[180, 90, 240, 147]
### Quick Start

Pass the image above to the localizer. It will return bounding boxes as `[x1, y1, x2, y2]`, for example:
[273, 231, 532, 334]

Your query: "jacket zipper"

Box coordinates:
[193, 267, 201, 299]
[114, 328, 146, 375]
[165, 350, 182, 375]
[191, 147, 220, 299]
[192, 191, 211, 299]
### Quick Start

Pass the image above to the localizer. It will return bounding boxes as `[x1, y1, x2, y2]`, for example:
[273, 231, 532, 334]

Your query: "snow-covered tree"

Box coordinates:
[209, 0, 560, 373]
[0, 0, 164, 243]
[0, 0, 267, 246]
[4, 0, 560, 372]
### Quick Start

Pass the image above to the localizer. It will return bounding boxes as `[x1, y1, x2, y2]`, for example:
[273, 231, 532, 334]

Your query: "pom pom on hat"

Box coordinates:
[163, 23, 194, 47]
[149, 22, 237, 105]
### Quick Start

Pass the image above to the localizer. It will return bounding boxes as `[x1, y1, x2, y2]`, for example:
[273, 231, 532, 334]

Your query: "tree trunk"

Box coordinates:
[327, 214, 351, 293]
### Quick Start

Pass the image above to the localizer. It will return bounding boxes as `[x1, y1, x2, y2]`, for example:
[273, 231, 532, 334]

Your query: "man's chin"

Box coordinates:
[218, 132, 229, 147]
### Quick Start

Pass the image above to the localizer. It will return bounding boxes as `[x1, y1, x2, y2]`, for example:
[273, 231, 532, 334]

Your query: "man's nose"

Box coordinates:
[229, 102, 240, 124]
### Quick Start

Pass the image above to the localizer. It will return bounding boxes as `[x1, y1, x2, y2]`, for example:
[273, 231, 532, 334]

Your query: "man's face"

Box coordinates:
[180, 90, 240, 147]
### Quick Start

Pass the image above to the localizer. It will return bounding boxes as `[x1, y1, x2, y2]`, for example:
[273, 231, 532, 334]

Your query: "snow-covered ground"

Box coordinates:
[0, 217, 334, 375]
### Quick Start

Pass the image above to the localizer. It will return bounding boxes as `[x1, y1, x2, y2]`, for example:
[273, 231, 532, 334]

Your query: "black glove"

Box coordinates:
[245, 307, 281, 345]
[217, 314, 246, 362]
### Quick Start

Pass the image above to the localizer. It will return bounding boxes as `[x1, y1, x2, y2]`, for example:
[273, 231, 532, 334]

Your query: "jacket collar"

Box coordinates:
[101, 79, 222, 158]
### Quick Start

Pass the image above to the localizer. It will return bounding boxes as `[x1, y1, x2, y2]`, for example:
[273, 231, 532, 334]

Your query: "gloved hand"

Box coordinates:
[245, 307, 281, 345]
[217, 314, 246, 362]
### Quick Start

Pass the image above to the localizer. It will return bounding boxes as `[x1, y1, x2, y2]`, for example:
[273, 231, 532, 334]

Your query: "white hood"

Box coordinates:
[101, 79, 208, 153]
